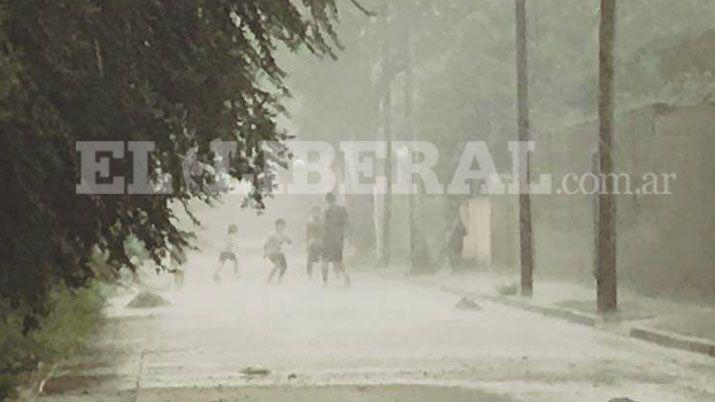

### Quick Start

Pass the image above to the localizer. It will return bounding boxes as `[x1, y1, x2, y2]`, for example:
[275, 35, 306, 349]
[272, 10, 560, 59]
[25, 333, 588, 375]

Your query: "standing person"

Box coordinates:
[306, 206, 323, 279]
[265, 218, 292, 284]
[446, 215, 467, 273]
[321, 193, 351, 286]
[214, 224, 239, 282]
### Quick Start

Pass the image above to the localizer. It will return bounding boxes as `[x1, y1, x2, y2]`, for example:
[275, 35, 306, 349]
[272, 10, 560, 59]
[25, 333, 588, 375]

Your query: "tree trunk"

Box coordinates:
[596, 0, 618, 313]
[515, 0, 534, 297]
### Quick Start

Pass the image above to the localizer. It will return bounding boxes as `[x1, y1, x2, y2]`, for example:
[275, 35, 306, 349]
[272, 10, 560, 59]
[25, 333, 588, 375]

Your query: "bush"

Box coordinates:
[0, 282, 108, 400]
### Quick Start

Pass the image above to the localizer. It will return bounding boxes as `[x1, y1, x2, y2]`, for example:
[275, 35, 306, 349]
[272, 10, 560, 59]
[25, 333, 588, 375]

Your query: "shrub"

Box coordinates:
[0, 282, 107, 400]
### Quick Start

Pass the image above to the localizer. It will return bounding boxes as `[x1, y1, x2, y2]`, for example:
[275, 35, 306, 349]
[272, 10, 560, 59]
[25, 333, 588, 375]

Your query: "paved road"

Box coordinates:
[38, 253, 715, 402]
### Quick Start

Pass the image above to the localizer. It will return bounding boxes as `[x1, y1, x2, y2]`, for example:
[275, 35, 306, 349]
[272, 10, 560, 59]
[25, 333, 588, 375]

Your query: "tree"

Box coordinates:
[515, 0, 534, 297]
[596, 0, 618, 313]
[398, 1, 433, 273]
[0, 0, 339, 326]
[379, 0, 393, 267]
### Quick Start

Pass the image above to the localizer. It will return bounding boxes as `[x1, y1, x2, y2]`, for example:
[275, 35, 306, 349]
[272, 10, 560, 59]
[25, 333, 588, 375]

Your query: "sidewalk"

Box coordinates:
[404, 269, 715, 358]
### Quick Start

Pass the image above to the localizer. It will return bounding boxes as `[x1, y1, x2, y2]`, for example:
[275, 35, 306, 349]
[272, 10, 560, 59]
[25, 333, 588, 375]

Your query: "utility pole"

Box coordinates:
[596, 0, 618, 313]
[515, 0, 534, 297]
[404, 2, 425, 273]
[380, 0, 392, 267]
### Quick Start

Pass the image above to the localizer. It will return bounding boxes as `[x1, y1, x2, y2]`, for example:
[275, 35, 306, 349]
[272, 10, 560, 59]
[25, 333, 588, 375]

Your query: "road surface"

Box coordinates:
[37, 253, 715, 402]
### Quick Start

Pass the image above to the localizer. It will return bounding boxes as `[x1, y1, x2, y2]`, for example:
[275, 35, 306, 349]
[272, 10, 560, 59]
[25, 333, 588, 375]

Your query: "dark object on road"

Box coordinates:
[496, 281, 519, 296]
[455, 297, 482, 311]
[239, 367, 271, 377]
[609, 399, 638, 402]
[287, 373, 298, 380]
[126, 292, 171, 309]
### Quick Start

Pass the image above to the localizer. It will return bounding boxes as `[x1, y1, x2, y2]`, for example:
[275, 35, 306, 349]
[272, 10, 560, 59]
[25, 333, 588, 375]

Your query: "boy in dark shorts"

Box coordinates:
[321, 193, 351, 286]
[214, 224, 239, 282]
[264, 219, 292, 283]
[306, 206, 323, 279]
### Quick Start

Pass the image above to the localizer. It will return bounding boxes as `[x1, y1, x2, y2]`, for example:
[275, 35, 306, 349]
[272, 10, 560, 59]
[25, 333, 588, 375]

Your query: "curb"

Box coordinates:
[630, 327, 715, 358]
[402, 275, 715, 359]
[440, 286, 598, 328]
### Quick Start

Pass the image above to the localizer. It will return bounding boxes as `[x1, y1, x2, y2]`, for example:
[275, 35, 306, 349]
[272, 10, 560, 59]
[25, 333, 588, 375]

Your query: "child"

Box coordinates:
[215, 224, 239, 282]
[265, 219, 292, 283]
[167, 245, 187, 290]
[306, 206, 323, 279]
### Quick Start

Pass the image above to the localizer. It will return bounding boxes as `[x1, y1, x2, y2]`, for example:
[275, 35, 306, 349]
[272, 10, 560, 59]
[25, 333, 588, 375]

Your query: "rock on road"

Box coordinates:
[37, 255, 715, 402]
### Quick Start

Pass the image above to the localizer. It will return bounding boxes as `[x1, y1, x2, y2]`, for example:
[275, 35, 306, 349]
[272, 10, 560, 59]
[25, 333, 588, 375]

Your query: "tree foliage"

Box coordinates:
[0, 0, 338, 324]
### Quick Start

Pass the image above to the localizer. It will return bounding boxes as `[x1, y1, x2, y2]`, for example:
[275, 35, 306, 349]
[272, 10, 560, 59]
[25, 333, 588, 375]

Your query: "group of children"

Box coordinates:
[214, 193, 351, 286]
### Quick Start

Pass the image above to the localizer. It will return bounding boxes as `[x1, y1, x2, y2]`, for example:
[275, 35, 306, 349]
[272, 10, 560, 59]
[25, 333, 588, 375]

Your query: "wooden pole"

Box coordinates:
[596, 0, 618, 313]
[515, 0, 534, 297]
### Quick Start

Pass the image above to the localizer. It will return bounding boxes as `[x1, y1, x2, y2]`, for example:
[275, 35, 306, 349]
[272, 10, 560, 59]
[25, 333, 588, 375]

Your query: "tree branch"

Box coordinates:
[349, 0, 377, 17]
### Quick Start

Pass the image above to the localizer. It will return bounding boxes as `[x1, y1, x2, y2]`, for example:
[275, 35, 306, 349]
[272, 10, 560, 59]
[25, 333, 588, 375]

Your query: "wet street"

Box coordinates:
[38, 253, 715, 402]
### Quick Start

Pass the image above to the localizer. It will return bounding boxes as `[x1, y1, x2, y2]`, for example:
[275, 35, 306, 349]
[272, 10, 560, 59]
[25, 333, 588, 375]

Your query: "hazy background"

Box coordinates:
[183, 0, 715, 302]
